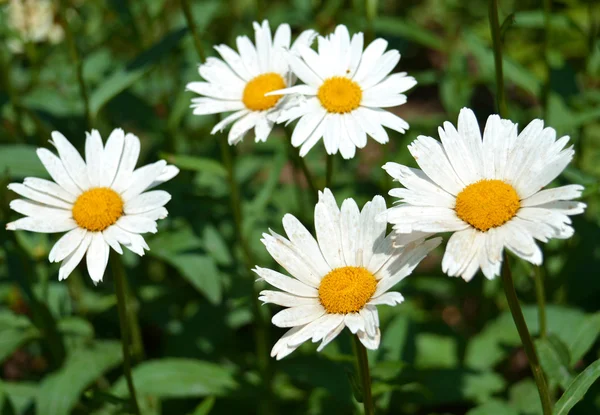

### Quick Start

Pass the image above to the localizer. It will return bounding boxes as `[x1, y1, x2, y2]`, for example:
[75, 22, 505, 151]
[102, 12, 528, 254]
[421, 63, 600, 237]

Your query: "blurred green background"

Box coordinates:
[0, 0, 599, 414]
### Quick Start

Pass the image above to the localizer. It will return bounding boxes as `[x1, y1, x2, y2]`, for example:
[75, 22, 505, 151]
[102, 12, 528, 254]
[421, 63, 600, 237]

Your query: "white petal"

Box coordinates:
[120, 160, 167, 202]
[273, 23, 291, 50]
[191, 97, 245, 116]
[282, 214, 330, 277]
[198, 57, 245, 89]
[8, 183, 72, 209]
[132, 207, 168, 221]
[116, 215, 157, 234]
[85, 130, 104, 187]
[359, 195, 387, 268]
[521, 184, 584, 207]
[58, 232, 92, 281]
[367, 108, 410, 134]
[102, 227, 123, 254]
[343, 112, 367, 149]
[253, 266, 318, 297]
[254, 115, 274, 143]
[441, 227, 482, 280]
[368, 291, 404, 306]
[23, 177, 76, 203]
[36, 148, 80, 196]
[50, 131, 90, 191]
[100, 128, 125, 187]
[358, 50, 400, 90]
[314, 200, 344, 269]
[111, 133, 140, 192]
[187, 80, 242, 101]
[213, 44, 252, 81]
[86, 232, 109, 283]
[271, 304, 325, 328]
[291, 110, 326, 147]
[316, 321, 346, 352]
[357, 328, 381, 350]
[228, 112, 263, 145]
[344, 313, 365, 334]
[288, 313, 345, 347]
[258, 290, 318, 307]
[353, 107, 389, 144]
[261, 231, 321, 287]
[124, 190, 171, 215]
[407, 135, 465, 195]
[298, 115, 327, 157]
[352, 38, 388, 84]
[211, 110, 249, 135]
[9, 198, 71, 219]
[286, 53, 322, 87]
[340, 198, 360, 266]
[7, 216, 77, 233]
[386, 205, 467, 234]
[362, 73, 417, 98]
[49, 227, 87, 263]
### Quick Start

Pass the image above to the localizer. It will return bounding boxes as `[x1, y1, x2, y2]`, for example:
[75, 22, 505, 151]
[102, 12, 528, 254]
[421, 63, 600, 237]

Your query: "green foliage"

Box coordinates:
[0, 0, 599, 414]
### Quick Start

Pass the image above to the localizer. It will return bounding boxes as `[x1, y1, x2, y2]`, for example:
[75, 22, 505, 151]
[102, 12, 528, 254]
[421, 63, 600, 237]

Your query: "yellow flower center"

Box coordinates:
[242, 73, 286, 111]
[455, 179, 520, 232]
[317, 76, 362, 114]
[318, 266, 377, 314]
[72, 187, 124, 232]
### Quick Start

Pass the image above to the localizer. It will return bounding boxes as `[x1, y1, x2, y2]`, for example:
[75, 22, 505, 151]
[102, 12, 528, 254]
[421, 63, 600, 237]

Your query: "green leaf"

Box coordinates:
[467, 399, 519, 415]
[536, 336, 573, 389]
[89, 27, 187, 117]
[172, 254, 222, 305]
[568, 312, 600, 365]
[160, 153, 227, 177]
[202, 225, 232, 266]
[36, 341, 123, 415]
[0, 145, 48, 179]
[190, 397, 216, 415]
[554, 358, 600, 415]
[0, 312, 38, 363]
[112, 359, 237, 399]
[414, 334, 458, 369]
[0, 381, 37, 415]
[373, 17, 444, 50]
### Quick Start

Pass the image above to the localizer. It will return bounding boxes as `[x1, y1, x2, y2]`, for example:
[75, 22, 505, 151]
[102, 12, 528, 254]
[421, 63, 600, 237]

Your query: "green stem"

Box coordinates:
[542, 0, 552, 116]
[180, 0, 206, 61]
[325, 154, 334, 189]
[218, 138, 275, 415]
[60, 1, 91, 129]
[534, 266, 547, 339]
[112, 257, 141, 415]
[284, 130, 318, 200]
[501, 255, 552, 415]
[489, 0, 508, 117]
[352, 335, 375, 415]
[364, 0, 377, 44]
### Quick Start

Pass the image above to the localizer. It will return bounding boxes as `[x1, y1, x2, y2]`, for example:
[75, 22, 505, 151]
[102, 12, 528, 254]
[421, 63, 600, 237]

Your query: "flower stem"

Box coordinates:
[283, 130, 318, 200]
[112, 257, 141, 415]
[325, 154, 334, 189]
[488, 0, 508, 118]
[180, 0, 206, 61]
[59, 2, 91, 129]
[218, 139, 275, 415]
[501, 255, 552, 415]
[534, 266, 547, 339]
[352, 335, 375, 415]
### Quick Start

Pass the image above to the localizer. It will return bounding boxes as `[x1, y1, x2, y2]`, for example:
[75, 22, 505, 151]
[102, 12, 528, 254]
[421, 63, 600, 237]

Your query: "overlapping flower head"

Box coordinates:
[6, 0, 64, 53]
[271, 24, 416, 159]
[383, 108, 586, 281]
[186, 20, 316, 145]
[6, 129, 179, 283]
[254, 188, 440, 359]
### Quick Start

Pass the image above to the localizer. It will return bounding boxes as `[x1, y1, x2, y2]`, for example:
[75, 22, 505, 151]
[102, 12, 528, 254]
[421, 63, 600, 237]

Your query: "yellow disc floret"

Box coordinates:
[455, 179, 520, 232]
[242, 73, 286, 111]
[318, 266, 377, 314]
[72, 187, 124, 232]
[317, 76, 362, 114]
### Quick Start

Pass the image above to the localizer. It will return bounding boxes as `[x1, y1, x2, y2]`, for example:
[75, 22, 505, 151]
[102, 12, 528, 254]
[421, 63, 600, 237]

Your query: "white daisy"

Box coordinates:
[383, 107, 586, 281]
[269, 24, 416, 159]
[7, 0, 64, 53]
[6, 129, 179, 284]
[254, 188, 440, 360]
[186, 20, 316, 145]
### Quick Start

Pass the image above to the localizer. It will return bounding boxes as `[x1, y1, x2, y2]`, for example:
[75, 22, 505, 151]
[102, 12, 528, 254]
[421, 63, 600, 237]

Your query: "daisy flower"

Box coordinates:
[6, 129, 179, 283]
[270, 24, 416, 159]
[383, 108, 586, 281]
[186, 20, 316, 145]
[254, 189, 440, 359]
